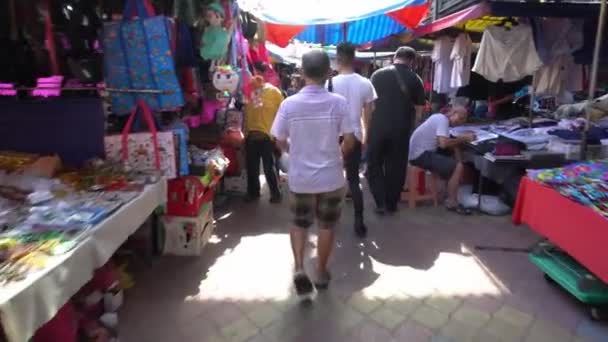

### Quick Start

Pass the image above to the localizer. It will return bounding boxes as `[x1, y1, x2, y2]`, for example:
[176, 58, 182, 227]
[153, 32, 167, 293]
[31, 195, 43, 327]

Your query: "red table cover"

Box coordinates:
[513, 177, 608, 283]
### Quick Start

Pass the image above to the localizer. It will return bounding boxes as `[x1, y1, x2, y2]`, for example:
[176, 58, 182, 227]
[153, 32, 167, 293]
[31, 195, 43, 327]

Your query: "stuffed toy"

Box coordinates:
[212, 65, 240, 103]
[200, 1, 229, 63]
[222, 109, 244, 148]
[249, 75, 265, 108]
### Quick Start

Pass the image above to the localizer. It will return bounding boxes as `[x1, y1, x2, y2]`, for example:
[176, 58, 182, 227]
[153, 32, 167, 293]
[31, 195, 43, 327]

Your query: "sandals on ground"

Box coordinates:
[314, 272, 332, 290]
[446, 204, 473, 216]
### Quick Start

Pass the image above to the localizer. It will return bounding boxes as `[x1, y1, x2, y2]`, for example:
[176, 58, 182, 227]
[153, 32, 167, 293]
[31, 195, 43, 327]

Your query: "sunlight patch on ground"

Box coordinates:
[361, 252, 503, 300]
[188, 234, 294, 302]
[184, 234, 504, 305]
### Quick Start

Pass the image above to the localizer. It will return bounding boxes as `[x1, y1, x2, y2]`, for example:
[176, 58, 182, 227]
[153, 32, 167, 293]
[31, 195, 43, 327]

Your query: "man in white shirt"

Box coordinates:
[408, 106, 475, 214]
[328, 42, 377, 238]
[271, 50, 356, 296]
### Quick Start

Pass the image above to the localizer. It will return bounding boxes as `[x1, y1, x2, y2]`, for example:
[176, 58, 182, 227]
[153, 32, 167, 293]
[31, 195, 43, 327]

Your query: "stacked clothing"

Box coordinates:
[529, 161, 608, 217]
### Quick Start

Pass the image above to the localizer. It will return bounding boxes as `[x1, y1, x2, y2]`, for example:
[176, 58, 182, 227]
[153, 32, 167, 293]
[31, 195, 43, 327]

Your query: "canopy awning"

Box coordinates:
[413, 3, 490, 36]
[413, 1, 602, 36]
[239, 0, 430, 47]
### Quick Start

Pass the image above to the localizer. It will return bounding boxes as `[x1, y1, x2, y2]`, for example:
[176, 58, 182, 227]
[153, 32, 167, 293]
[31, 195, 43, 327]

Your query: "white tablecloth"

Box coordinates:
[0, 180, 166, 342]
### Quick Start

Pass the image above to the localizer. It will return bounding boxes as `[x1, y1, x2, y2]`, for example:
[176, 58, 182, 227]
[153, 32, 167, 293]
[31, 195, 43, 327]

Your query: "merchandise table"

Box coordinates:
[513, 177, 608, 284]
[0, 180, 166, 342]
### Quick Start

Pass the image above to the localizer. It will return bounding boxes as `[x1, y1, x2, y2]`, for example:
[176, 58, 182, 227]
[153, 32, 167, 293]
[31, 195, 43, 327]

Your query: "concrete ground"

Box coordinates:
[119, 188, 608, 342]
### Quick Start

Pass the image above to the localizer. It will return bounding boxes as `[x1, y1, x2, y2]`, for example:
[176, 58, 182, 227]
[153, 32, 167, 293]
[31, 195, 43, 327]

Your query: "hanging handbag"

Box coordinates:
[132, 111, 190, 177]
[104, 101, 178, 178]
[175, 20, 200, 103]
[103, 0, 184, 115]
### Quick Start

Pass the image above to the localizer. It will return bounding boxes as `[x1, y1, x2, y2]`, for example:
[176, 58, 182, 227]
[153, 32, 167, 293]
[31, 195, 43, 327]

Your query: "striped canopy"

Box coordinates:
[238, 0, 429, 47]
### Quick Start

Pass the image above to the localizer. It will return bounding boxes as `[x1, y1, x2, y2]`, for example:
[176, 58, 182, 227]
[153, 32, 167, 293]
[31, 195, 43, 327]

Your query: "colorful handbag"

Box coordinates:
[103, 0, 184, 115]
[104, 101, 177, 178]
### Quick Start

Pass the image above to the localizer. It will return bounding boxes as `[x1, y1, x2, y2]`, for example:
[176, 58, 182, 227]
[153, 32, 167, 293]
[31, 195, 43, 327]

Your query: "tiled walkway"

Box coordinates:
[119, 192, 608, 342]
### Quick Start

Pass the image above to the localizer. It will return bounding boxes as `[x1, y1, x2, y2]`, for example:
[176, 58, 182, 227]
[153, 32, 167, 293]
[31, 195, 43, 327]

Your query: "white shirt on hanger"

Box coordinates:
[450, 33, 472, 89]
[533, 54, 574, 96]
[431, 36, 455, 94]
[472, 24, 543, 83]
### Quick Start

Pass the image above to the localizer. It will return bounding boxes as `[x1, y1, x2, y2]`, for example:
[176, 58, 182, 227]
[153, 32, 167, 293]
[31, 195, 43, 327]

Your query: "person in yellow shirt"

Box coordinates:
[244, 62, 284, 203]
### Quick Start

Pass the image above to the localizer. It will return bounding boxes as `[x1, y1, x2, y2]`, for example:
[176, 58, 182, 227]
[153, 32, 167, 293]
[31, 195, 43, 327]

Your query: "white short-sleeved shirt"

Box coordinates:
[472, 24, 543, 83]
[431, 36, 455, 94]
[408, 114, 450, 160]
[450, 33, 473, 89]
[329, 73, 377, 142]
[271, 85, 354, 194]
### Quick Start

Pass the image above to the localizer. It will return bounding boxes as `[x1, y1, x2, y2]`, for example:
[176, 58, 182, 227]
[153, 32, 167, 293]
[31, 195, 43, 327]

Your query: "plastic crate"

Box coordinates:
[547, 138, 607, 160]
[529, 241, 608, 305]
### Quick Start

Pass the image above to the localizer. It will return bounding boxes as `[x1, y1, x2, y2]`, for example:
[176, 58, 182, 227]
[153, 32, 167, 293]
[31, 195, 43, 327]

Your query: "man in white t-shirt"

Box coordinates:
[408, 106, 474, 214]
[271, 50, 355, 296]
[328, 42, 377, 238]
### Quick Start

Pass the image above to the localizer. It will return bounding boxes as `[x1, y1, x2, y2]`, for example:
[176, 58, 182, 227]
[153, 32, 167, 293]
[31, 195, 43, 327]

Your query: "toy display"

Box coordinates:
[0, 152, 156, 283]
[249, 75, 265, 108]
[212, 65, 240, 103]
[200, 2, 230, 63]
[529, 161, 608, 218]
[189, 146, 230, 186]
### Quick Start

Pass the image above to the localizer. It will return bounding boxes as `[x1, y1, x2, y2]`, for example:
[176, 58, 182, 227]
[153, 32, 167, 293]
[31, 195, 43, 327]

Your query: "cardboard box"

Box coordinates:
[161, 203, 214, 256]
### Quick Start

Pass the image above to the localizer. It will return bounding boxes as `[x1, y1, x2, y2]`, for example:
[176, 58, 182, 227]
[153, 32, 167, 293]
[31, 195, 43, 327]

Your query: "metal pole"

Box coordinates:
[581, 0, 607, 160]
[529, 82, 535, 128]
[429, 60, 434, 113]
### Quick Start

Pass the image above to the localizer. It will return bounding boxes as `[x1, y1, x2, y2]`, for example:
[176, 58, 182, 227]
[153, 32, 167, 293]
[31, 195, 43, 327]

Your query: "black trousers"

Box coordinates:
[245, 134, 281, 197]
[366, 131, 409, 211]
[345, 140, 364, 221]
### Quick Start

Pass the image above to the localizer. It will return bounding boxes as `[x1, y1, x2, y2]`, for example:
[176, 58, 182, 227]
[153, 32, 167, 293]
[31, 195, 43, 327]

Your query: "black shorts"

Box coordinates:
[410, 151, 458, 180]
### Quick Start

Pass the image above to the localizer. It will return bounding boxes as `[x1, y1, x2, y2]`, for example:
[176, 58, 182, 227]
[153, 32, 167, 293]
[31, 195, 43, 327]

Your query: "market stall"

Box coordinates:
[0, 0, 250, 339]
[413, 0, 608, 317]
[408, 0, 608, 212]
[0, 179, 165, 342]
[513, 172, 608, 284]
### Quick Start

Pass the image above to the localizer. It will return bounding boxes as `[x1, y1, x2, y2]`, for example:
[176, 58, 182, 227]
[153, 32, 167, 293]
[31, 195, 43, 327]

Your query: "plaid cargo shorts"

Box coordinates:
[289, 187, 346, 229]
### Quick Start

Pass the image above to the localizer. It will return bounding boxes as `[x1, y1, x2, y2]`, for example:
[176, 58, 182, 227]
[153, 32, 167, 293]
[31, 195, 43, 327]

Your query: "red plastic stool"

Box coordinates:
[402, 165, 439, 208]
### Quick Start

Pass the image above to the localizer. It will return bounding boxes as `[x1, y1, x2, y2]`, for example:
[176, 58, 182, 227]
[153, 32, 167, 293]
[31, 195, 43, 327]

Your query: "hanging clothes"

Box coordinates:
[531, 18, 585, 100]
[533, 55, 576, 97]
[472, 24, 542, 83]
[449, 33, 472, 89]
[531, 18, 584, 65]
[431, 36, 455, 94]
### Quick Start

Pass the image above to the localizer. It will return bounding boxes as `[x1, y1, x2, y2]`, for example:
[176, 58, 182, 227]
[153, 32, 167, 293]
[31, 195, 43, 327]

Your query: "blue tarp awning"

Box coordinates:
[239, 0, 429, 46]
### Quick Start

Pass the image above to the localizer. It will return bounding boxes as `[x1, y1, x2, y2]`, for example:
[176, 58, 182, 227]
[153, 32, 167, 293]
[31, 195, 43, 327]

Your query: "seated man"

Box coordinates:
[408, 106, 475, 214]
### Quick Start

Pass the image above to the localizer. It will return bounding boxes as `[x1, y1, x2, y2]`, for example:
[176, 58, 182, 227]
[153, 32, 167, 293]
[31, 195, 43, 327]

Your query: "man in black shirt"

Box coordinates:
[366, 46, 426, 214]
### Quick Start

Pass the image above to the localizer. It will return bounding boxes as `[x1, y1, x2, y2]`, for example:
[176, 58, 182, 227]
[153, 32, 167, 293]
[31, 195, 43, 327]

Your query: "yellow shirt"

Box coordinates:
[244, 84, 284, 136]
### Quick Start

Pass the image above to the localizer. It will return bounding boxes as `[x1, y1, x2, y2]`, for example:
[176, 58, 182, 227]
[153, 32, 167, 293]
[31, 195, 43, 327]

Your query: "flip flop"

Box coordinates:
[446, 205, 473, 216]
